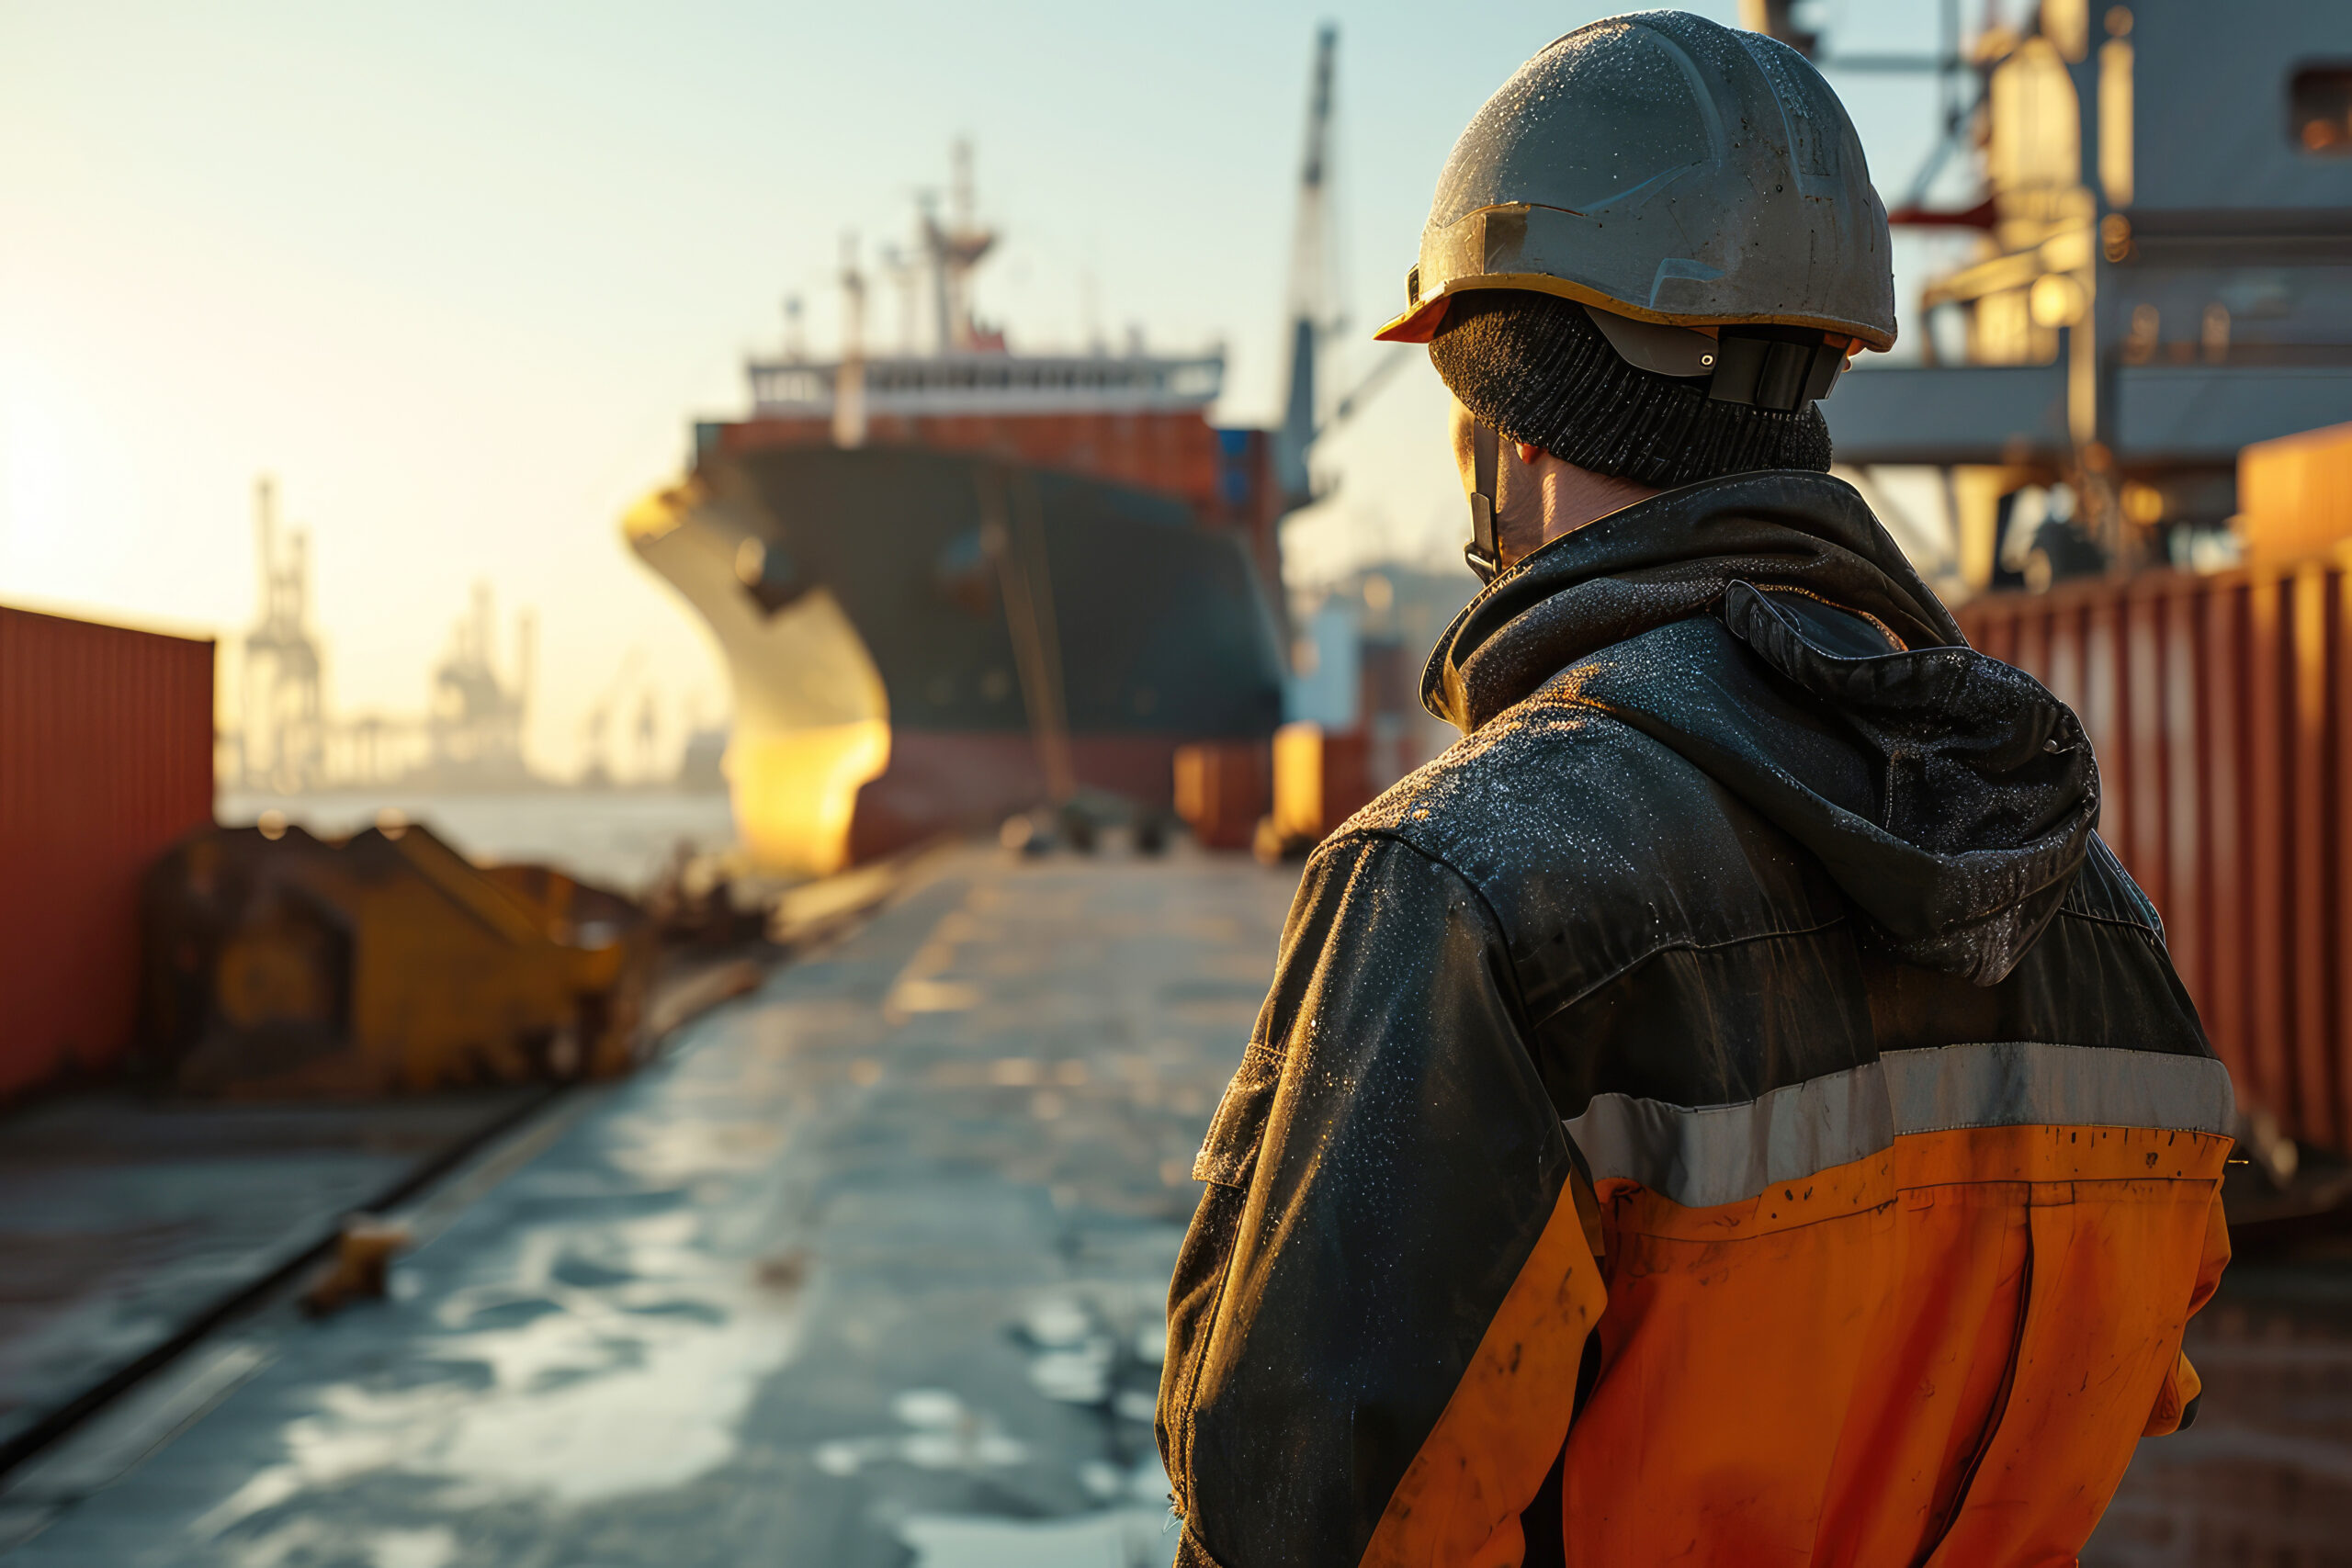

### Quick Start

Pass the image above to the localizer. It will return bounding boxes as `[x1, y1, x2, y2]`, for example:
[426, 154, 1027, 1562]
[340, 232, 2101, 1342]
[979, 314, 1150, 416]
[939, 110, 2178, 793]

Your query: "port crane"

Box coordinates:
[240, 476, 325, 793]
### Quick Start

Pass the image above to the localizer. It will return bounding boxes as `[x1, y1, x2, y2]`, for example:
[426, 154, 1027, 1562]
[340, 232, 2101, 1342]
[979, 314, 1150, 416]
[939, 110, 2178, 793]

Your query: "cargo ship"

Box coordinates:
[625, 322, 1293, 874]
[630, 49, 1338, 876]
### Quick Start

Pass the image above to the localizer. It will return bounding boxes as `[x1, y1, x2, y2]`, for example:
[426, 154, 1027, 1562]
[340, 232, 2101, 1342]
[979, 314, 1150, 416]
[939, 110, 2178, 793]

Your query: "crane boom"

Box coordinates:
[1274, 23, 1338, 511]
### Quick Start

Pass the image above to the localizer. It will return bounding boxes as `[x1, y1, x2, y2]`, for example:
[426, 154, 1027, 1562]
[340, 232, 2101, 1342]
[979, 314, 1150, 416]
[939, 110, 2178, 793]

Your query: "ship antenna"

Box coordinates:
[1080, 268, 1104, 355]
[880, 243, 922, 354]
[918, 190, 947, 353]
[952, 137, 977, 235]
[1275, 23, 1338, 511]
[834, 231, 868, 448]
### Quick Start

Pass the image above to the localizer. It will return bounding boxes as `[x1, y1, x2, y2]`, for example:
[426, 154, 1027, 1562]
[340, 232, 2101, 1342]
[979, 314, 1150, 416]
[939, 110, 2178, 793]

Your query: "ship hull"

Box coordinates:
[628, 445, 1285, 873]
[845, 730, 1201, 861]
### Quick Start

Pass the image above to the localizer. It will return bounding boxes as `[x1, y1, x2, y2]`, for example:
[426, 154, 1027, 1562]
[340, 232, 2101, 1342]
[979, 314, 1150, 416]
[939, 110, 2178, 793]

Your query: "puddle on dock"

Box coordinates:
[193, 1206, 802, 1542]
[899, 1506, 1176, 1568]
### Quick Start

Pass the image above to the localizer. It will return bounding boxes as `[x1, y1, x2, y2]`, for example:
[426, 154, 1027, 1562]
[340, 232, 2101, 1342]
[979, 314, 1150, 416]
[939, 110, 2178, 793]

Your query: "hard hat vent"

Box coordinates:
[1733, 29, 1842, 195]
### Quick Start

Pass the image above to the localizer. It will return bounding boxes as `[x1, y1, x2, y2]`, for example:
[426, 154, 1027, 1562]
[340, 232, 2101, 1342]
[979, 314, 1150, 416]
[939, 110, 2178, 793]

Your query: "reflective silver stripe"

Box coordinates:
[1881, 1041, 2234, 1139]
[1566, 1043, 2235, 1210]
[1568, 1061, 1895, 1212]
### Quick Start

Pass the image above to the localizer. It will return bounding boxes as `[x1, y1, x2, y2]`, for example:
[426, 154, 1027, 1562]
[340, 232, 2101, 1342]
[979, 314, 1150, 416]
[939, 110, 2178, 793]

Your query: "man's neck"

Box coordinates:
[1529, 457, 1667, 548]
[1498, 447, 1664, 567]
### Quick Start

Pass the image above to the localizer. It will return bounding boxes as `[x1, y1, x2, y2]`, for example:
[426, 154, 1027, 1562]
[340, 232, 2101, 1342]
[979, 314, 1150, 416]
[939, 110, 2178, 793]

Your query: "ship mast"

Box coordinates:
[922, 140, 998, 353]
[1275, 24, 1337, 510]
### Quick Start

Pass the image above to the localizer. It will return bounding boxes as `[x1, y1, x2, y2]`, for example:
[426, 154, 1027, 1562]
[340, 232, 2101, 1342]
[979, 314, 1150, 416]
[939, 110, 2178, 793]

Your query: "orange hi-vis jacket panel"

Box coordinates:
[1561, 1061, 2231, 1564]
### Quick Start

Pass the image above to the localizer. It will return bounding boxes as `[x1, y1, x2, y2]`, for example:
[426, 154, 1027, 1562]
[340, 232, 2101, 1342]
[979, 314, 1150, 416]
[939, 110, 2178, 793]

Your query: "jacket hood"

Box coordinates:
[1423, 470, 2098, 985]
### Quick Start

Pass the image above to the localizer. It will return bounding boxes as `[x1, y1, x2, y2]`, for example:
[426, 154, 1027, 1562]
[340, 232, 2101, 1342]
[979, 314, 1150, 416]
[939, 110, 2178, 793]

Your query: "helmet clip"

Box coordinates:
[1705, 327, 1847, 411]
[1464, 418, 1502, 584]
[1582, 304, 1847, 412]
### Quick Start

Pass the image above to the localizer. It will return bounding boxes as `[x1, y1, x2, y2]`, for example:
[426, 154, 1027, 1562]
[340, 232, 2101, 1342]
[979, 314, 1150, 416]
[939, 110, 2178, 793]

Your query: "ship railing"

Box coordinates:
[747, 352, 1224, 416]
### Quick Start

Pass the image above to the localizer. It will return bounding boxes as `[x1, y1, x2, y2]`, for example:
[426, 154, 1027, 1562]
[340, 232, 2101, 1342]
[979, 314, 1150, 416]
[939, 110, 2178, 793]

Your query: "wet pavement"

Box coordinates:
[0, 1093, 539, 1469]
[0, 843, 1295, 1567]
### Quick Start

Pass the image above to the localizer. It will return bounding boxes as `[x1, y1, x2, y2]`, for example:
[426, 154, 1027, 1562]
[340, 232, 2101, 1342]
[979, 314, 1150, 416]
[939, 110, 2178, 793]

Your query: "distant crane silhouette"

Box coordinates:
[580, 647, 648, 786]
[240, 476, 325, 793]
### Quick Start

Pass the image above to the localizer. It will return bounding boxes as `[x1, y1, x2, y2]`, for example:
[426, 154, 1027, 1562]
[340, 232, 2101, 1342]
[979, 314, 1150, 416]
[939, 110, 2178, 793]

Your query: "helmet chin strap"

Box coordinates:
[1464, 419, 1504, 583]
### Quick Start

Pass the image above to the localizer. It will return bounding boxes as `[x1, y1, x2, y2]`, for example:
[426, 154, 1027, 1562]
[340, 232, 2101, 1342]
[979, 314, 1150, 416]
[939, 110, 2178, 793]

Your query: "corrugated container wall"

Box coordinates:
[1, 605, 214, 1099]
[1959, 565, 2352, 1154]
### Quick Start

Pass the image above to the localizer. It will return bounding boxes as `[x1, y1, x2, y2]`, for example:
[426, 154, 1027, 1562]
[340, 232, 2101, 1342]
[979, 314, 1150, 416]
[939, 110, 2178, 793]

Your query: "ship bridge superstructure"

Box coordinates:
[1814, 0, 2352, 588]
[700, 145, 1287, 611]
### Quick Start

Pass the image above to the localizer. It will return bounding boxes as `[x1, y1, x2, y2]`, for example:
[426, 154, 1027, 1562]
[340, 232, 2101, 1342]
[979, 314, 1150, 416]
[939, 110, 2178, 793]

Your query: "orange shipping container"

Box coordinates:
[0, 605, 214, 1099]
[2238, 420, 2352, 566]
[1271, 722, 1374, 849]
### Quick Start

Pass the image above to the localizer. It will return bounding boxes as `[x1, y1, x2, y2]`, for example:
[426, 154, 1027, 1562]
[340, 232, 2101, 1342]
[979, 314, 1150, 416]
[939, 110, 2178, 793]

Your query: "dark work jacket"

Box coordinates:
[1156, 470, 2233, 1568]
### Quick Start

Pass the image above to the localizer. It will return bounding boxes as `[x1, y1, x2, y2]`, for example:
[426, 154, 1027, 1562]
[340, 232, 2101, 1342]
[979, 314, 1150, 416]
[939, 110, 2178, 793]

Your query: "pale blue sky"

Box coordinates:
[0, 1, 1962, 776]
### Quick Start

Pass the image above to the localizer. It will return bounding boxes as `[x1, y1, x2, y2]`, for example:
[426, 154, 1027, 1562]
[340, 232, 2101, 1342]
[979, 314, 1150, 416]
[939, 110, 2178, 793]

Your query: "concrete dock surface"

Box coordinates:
[2, 843, 1295, 1567]
[3, 840, 2348, 1564]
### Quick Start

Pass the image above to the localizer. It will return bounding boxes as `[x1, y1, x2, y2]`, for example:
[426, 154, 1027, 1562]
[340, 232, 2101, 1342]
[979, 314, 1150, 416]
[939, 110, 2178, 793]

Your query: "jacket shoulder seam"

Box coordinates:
[1530, 916, 1855, 1031]
[2052, 905, 2161, 941]
[1318, 827, 1855, 1038]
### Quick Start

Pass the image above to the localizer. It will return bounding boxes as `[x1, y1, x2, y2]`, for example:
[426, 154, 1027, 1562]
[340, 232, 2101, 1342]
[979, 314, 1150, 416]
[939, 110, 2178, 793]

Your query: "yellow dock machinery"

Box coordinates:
[139, 821, 655, 1096]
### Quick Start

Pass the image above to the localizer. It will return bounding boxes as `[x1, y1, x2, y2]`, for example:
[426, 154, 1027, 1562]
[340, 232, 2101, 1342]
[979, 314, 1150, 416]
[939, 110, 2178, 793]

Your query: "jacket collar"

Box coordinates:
[1423, 469, 1963, 732]
[1419, 468, 2101, 987]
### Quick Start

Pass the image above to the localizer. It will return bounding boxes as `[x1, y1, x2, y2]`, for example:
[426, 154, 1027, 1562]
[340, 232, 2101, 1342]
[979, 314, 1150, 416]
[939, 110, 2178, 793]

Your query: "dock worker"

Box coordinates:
[1156, 13, 2233, 1566]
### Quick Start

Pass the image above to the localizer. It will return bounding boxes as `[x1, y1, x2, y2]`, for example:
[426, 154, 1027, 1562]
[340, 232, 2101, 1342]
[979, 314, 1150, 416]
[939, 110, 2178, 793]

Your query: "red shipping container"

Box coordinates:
[1173, 740, 1269, 852]
[1, 605, 214, 1099]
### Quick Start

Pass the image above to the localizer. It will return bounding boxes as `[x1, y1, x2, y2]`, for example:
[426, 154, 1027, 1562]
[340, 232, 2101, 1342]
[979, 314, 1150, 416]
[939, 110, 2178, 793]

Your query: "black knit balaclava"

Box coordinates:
[1428, 290, 1834, 488]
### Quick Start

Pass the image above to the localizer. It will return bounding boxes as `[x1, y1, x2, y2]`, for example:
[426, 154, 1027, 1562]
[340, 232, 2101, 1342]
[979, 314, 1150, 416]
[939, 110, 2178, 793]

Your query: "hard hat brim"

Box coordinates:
[1375, 270, 1892, 353]
[1373, 297, 1450, 344]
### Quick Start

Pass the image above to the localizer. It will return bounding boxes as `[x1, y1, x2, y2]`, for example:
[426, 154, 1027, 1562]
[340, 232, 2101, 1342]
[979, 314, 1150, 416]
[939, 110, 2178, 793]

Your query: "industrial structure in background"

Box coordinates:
[1813, 0, 2352, 585]
[239, 478, 324, 793]
[230, 478, 549, 793]
[139, 819, 654, 1097]
[627, 28, 1367, 875]
[417, 583, 534, 790]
